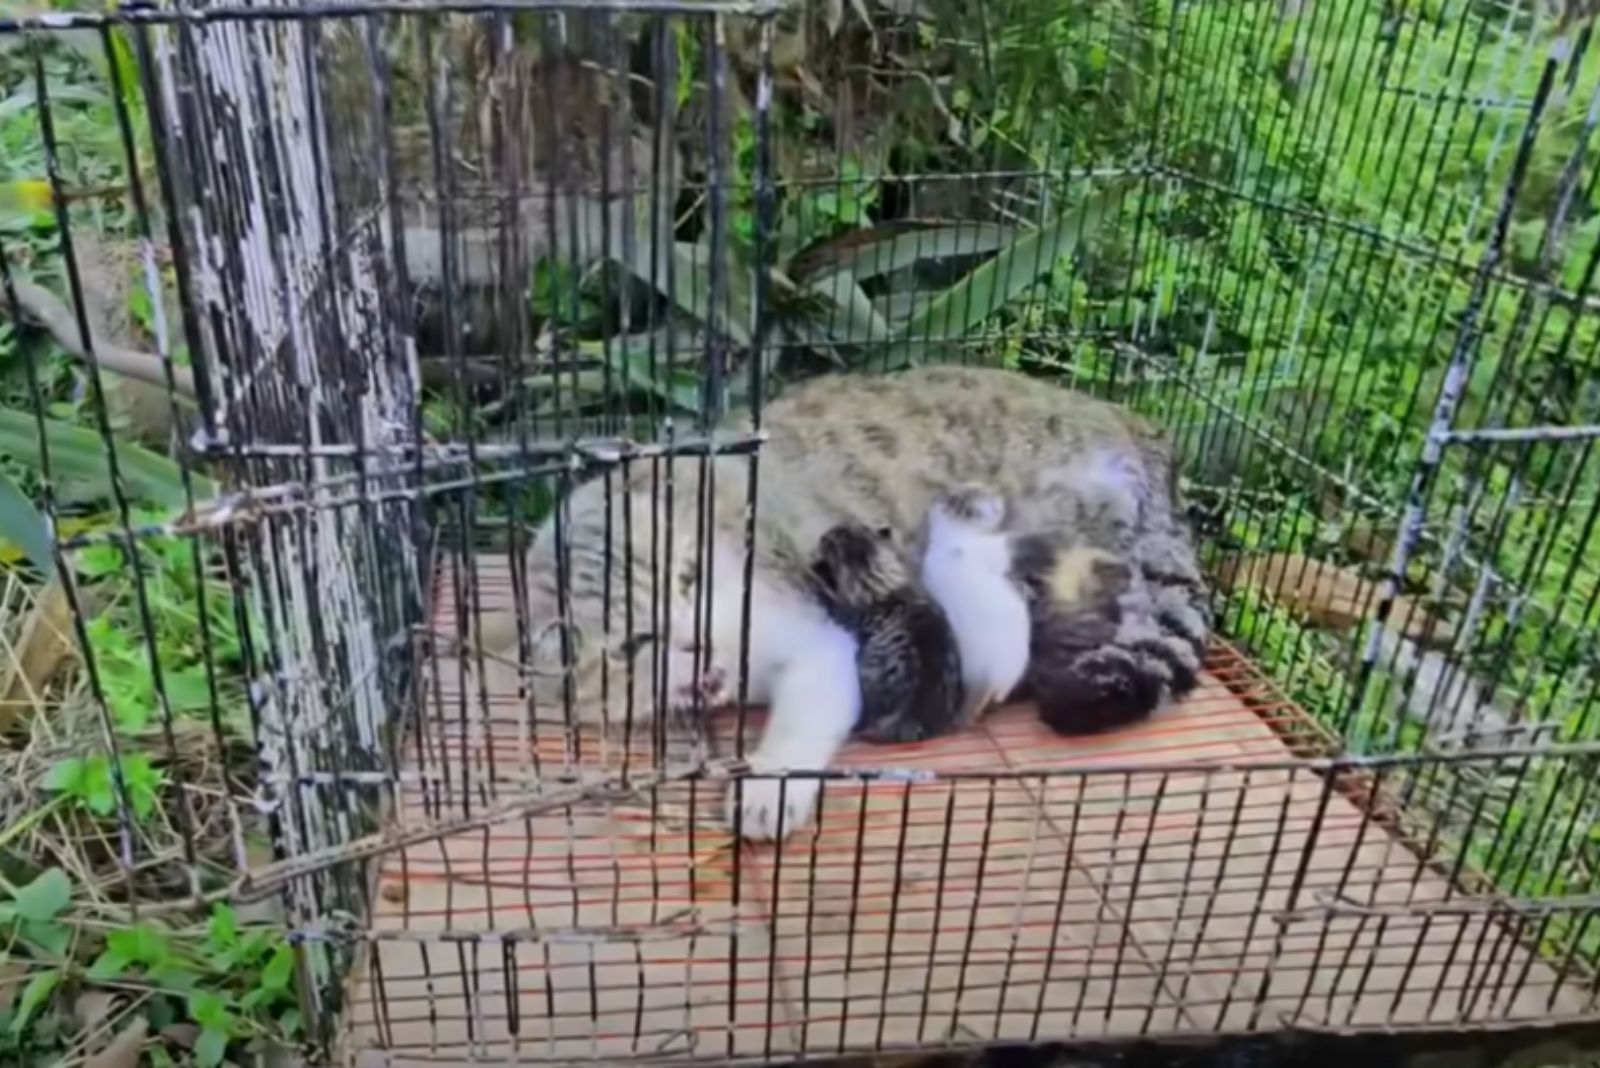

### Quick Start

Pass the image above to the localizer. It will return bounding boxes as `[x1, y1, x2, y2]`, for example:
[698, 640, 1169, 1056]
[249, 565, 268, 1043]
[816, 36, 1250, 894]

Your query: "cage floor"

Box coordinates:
[339, 557, 1589, 1066]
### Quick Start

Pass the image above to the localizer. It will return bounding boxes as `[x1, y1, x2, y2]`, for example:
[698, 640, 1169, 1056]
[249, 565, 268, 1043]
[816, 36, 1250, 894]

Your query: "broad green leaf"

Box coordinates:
[44, 757, 86, 794]
[261, 944, 295, 992]
[164, 667, 213, 712]
[893, 188, 1120, 351]
[87, 946, 132, 982]
[0, 407, 214, 508]
[19, 918, 71, 958]
[12, 867, 70, 922]
[195, 1026, 228, 1068]
[119, 753, 162, 819]
[108, 922, 171, 966]
[609, 241, 754, 347]
[207, 903, 237, 952]
[186, 990, 229, 1031]
[792, 221, 1018, 286]
[9, 968, 60, 1034]
[150, 961, 200, 992]
[74, 542, 123, 577]
[0, 468, 53, 575]
[576, 333, 706, 415]
[800, 270, 894, 346]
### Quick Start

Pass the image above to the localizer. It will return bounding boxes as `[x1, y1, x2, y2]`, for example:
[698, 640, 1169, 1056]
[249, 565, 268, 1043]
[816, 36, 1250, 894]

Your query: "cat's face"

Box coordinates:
[509, 521, 730, 722]
[810, 522, 904, 608]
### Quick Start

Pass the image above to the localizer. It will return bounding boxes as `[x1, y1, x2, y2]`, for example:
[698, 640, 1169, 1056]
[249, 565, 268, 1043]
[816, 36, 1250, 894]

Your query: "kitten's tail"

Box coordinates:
[1019, 532, 1210, 736]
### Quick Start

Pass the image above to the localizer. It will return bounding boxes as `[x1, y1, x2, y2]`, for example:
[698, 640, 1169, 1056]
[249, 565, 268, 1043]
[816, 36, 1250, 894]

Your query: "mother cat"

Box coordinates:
[478, 366, 1210, 838]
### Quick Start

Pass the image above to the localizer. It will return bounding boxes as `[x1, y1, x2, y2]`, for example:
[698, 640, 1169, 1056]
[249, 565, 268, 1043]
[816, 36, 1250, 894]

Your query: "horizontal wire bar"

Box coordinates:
[187, 431, 766, 465]
[0, 0, 783, 34]
[1437, 424, 1600, 446]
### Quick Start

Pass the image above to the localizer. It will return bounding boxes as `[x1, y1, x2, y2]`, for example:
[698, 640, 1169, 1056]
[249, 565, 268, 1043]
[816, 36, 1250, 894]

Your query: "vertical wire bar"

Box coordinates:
[1031, 775, 1085, 1043]
[110, 22, 236, 799]
[593, 14, 619, 754]
[951, 779, 1000, 1039]
[1109, 773, 1167, 1023]
[763, 792, 788, 1060]
[1248, 767, 1336, 1029]
[1215, 771, 1292, 1030]
[1316, 766, 1391, 1024]
[363, 12, 443, 810]
[621, 456, 640, 775]
[1213, 0, 1419, 632]
[1073, 773, 1131, 1027]
[418, 16, 472, 818]
[1503, 747, 1600, 1005]
[26, 46, 190, 898]
[1115, 0, 1183, 404]
[1346, 38, 1564, 733]
[920, 785, 961, 1046]
[288, 15, 371, 905]
[504, 937, 523, 1053]
[650, 14, 679, 769]
[1456, 900, 1508, 1021]
[0, 231, 146, 897]
[1144, 768, 1212, 1034]
[1546, 908, 1596, 1013]
[837, 783, 873, 1055]
[801, 779, 827, 1052]
[993, 774, 1047, 1040]
[735, 9, 775, 758]
[874, 782, 916, 1050]
[369, 940, 394, 1049]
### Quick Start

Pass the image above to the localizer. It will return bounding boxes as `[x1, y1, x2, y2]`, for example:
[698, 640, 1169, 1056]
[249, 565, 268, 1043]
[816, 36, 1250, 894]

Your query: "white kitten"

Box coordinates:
[727, 572, 861, 839]
[919, 485, 1031, 720]
[666, 536, 861, 839]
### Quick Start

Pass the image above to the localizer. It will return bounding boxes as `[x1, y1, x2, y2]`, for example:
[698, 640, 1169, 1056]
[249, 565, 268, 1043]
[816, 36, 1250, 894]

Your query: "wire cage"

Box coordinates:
[6, 0, 1600, 1064]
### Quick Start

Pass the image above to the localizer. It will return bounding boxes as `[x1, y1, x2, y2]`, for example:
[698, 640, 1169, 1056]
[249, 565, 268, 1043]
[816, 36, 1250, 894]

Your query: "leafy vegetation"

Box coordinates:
[0, 869, 299, 1068]
[5, 0, 1600, 1059]
[0, 10, 279, 1065]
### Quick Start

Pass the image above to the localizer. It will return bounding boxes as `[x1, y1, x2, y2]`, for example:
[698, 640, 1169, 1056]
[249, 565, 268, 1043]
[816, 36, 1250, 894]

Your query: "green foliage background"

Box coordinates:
[6, 0, 1600, 1060]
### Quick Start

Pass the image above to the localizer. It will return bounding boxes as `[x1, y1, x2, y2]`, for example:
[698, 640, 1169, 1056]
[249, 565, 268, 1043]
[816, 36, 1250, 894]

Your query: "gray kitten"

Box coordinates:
[1009, 534, 1194, 734]
[809, 522, 965, 744]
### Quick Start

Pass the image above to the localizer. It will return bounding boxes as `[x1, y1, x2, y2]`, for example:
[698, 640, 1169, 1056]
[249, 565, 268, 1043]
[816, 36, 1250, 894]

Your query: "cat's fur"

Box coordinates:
[473, 366, 1210, 839]
[919, 485, 1031, 723]
[1008, 536, 1195, 734]
[809, 522, 965, 745]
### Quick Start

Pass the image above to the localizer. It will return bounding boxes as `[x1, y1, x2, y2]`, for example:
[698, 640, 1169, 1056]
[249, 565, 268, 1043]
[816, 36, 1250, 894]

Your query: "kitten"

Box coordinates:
[918, 485, 1031, 722]
[480, 366, 1210, 839]
[1010, 535, 1192, 733]
[809, 522, 964, 745]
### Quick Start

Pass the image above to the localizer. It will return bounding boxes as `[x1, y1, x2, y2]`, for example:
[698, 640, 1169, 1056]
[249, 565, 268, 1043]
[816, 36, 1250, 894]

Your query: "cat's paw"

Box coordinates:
[725, 775, 819, 840]
[854, 714, 928, 745]
[665, 656, 730, 712]
[698, 667, 729, 704]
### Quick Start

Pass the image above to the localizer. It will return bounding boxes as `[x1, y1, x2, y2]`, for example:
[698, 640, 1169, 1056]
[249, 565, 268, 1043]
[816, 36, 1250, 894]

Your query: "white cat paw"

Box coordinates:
[725, 775, 819, 840]
[665, 657, 730, 713]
